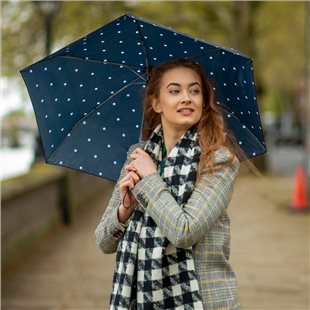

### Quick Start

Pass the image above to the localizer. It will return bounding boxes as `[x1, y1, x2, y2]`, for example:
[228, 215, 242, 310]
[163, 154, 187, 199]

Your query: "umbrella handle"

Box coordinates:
[122, 190, 133, 209]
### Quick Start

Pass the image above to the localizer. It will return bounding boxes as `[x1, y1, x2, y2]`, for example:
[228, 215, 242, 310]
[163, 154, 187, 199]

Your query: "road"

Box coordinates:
[2, 174, 309, 310]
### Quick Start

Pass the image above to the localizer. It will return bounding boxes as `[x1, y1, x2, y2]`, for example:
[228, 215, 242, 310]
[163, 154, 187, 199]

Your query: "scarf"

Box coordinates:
[110, 124, 203, 309]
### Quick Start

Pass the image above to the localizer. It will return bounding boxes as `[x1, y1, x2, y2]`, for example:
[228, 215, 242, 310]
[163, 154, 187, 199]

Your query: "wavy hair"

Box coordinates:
[141, 58, 251, 180]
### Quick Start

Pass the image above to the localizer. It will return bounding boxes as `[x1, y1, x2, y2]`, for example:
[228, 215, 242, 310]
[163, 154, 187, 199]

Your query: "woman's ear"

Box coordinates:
[151, 97, 162, 114]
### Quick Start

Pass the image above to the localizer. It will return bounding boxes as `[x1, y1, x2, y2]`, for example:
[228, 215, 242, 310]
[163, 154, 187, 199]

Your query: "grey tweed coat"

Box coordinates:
[94, 144, 240, 310]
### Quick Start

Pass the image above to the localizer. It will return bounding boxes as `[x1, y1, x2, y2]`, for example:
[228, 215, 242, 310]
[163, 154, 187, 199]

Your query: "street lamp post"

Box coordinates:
[33, 1, 60, 55]
[32, 1, 60, 163]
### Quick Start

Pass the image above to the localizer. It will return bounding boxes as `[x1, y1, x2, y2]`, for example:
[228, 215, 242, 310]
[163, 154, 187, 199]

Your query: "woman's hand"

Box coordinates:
[128, 147, 157, 179]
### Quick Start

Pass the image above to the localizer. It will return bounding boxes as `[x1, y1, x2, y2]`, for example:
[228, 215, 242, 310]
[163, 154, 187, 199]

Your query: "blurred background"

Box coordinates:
[1, 1, 309, 309]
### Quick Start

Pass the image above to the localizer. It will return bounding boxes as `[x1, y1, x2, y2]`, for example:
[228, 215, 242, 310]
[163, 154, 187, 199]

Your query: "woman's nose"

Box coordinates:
[181, 91, 191, 103]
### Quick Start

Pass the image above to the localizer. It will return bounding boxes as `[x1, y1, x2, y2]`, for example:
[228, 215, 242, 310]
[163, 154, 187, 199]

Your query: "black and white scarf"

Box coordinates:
[110, 124, 203, 309]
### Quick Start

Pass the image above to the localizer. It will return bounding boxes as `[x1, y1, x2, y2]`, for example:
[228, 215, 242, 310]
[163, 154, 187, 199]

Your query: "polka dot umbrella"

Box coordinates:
[20, 13, 267, 182]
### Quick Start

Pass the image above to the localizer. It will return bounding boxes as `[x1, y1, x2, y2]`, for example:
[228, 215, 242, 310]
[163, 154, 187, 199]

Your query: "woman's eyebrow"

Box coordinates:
[166, 82, 201, 88]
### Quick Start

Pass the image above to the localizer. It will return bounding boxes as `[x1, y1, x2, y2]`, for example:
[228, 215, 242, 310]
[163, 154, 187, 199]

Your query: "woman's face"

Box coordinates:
[152, 67, 204, 134]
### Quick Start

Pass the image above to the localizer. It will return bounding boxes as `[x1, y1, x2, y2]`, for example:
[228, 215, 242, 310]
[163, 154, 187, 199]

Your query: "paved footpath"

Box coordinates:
[2, 175, 309, 310]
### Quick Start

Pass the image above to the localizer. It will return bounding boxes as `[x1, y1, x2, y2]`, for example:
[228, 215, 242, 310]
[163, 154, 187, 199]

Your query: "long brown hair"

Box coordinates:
[142, 58, 254, 180]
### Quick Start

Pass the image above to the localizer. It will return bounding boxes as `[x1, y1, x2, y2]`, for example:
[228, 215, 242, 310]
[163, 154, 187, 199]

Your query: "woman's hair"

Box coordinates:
[142, 58, 255, 180]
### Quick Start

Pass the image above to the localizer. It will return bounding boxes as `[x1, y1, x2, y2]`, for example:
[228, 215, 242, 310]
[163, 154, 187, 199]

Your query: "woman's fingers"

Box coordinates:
[125, 164, 137, 176]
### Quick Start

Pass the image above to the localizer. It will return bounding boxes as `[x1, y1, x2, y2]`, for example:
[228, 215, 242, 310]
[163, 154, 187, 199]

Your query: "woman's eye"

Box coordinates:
[190, 89, 200, 95]
[169, 89, 179, 94]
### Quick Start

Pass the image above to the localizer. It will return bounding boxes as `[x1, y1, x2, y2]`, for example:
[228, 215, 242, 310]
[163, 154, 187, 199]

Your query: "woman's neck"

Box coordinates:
[162, 124, 187, 156]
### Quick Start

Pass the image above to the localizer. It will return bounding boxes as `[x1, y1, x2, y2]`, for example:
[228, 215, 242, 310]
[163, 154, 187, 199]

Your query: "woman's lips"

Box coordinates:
[177, 108, 194, 116]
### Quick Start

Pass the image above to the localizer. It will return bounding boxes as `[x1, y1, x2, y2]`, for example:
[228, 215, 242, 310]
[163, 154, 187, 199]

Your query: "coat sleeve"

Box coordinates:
[94, 144, 138, 254]
[131, 148, 240, 249]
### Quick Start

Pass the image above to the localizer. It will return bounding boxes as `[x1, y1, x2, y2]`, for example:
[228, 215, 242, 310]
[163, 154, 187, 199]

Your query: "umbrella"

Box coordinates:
[20, 13, 267, 182]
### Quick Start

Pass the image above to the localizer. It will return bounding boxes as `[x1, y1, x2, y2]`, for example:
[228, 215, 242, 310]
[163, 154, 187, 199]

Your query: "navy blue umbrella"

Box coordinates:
[20, 13, 266, 182]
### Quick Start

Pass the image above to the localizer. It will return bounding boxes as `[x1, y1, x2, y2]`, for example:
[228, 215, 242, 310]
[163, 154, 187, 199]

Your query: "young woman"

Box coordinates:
[95, 58, 242, 309]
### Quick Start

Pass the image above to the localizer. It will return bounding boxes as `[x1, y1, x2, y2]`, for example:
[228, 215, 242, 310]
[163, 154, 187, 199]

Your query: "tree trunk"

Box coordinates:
[231, 2, 267, 172]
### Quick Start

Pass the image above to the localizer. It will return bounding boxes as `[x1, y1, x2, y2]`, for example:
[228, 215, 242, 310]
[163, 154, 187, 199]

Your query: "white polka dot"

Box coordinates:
[50, 83, 53, 86]
[74, 149, 77, 152]
[94, 154, 98, 158]
[113, 161, 117, 165]
[116, 118, 120, 121]
[122, 133, 126, 137]
[87, 138, 91, 142]
[64, 83, 67, 86]
[79, 166, 83, 170]
[59, 161, 63, 165]
[80, 84, 83, 87]
[44, 67, 47, 71]
[99, 172, 103, 176]
[83, 121, 86, 125]
[107, 144, 111, 148]
[75, 69, 78, 72]
[103, 127, 106, 131]
[61, 128, 64, 131]
[239, 141, 242, 145]
[253, 152, 256, 156]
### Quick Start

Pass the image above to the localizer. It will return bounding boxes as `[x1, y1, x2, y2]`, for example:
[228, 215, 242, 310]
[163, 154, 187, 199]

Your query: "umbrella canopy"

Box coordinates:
[20, 13, 266, 182]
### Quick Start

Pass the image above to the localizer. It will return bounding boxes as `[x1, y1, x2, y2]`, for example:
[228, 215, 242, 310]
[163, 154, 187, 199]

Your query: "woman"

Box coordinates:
[95, 58, 242, 309]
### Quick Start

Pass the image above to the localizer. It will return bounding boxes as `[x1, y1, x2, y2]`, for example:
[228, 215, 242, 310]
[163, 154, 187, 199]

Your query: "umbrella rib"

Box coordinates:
[46, 75, 143, 163]
[217, 105, 266, 152]
[134, 20, 151, 80]
[60, 55, 147, 81]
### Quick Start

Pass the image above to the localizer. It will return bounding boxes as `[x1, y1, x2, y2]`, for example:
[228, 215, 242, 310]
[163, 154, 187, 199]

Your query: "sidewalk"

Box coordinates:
[2, 175, 309, 309]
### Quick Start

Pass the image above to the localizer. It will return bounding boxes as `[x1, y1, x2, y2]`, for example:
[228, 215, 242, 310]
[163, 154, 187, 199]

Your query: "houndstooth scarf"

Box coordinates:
[110, 124, 203, 309]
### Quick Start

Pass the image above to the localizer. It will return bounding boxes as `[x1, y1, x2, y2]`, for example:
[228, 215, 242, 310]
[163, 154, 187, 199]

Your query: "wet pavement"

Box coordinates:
[2, 174, 309, 310]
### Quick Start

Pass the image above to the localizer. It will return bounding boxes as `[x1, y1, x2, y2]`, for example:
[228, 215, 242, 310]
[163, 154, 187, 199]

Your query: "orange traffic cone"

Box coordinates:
[290, 166, 309, 211]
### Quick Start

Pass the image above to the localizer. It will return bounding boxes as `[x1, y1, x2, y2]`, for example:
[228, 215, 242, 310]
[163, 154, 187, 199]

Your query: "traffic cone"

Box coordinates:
[290, 166, 309, 211]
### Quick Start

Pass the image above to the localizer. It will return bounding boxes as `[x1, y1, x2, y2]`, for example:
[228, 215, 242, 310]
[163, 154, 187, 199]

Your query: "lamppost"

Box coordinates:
[33, 1, 60, 55]
[32, 1, 60, 163]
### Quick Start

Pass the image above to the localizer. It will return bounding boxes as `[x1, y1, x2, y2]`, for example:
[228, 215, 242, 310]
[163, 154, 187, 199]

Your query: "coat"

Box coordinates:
[94, 144, 241, 310]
